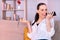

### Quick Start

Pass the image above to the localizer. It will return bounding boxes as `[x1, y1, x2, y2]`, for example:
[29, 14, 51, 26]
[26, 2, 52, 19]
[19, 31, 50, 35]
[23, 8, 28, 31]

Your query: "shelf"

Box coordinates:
[2, 9, 24, 11]
[3, 0, 24, 1]
[3, 0, 16, 1]
[2, 0, 27, 20]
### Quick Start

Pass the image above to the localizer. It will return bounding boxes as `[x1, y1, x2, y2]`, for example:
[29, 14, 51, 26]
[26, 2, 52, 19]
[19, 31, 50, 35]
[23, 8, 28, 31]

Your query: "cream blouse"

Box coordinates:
[27, 18, 55, 40]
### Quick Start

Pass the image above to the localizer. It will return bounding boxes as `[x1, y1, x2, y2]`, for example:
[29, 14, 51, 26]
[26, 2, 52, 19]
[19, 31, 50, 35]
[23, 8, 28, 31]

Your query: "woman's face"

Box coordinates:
[37, 5, 47, 18]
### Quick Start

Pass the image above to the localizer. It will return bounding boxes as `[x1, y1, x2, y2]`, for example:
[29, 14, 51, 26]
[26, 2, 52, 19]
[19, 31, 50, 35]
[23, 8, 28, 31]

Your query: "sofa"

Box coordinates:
[24, 20, 60, 40]
[52, 20, 60, 40]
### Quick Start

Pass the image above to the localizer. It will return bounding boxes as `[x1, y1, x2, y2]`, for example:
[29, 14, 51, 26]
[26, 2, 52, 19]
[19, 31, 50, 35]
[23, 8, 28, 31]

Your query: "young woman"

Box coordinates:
[23, 3, 55, 40]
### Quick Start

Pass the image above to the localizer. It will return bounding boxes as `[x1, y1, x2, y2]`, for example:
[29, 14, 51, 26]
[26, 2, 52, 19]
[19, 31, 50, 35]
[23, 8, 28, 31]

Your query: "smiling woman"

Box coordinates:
[22, 3, 55, 40]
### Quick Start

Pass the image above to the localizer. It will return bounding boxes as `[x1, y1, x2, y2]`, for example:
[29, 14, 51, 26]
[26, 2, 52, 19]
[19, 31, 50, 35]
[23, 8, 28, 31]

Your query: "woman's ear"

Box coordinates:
[36, 10, 39, 13]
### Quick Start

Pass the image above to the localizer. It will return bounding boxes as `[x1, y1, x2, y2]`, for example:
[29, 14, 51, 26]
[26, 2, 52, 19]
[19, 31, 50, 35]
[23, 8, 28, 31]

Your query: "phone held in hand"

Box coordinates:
[52, 11, 56, 16]
[46, 11, 56, 16]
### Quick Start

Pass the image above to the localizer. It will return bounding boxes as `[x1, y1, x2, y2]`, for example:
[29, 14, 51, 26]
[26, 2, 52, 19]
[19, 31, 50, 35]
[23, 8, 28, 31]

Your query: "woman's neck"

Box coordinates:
[39, 16, 45, 20]
[36, 17, 44, 24]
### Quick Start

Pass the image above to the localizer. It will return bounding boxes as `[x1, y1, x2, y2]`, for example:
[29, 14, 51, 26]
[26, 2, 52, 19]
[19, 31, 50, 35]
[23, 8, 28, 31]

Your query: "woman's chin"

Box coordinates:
[42, 16, 46, 19]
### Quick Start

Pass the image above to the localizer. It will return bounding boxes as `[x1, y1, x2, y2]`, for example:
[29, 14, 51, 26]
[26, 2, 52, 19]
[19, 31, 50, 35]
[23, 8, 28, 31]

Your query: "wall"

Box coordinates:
[27, 0, 60, 21]
[48, 0, 60, 21]
[27, 0, 37, 21]
[0, 0, 60, 21]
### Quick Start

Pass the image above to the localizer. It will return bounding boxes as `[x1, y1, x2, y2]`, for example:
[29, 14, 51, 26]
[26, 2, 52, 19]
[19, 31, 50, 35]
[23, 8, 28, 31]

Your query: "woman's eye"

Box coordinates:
[41, 9, 47, 11]
[45, 9, 47, 11]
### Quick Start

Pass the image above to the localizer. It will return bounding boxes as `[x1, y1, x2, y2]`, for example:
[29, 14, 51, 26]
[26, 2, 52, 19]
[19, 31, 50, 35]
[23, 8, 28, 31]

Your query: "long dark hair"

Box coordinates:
[32, 3, 46, 25]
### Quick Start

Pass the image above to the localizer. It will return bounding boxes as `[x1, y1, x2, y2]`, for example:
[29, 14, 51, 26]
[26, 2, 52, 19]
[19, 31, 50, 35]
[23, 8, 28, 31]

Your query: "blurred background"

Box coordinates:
[0, 0, 60, 40]
[0, 0, 60, 21]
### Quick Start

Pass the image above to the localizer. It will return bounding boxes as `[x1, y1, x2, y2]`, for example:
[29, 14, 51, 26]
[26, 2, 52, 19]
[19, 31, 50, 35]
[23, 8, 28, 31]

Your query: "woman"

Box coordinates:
[23, 3, 55, 40]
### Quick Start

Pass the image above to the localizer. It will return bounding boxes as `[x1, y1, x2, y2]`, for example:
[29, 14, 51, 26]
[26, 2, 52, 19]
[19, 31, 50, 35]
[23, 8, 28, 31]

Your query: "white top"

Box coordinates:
[27, 18, 55, 40]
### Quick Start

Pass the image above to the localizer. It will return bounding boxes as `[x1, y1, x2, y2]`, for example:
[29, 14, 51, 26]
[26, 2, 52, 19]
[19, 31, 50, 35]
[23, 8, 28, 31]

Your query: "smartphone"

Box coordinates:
[46, 11, 56, 16]
[52, 11, 56, 16]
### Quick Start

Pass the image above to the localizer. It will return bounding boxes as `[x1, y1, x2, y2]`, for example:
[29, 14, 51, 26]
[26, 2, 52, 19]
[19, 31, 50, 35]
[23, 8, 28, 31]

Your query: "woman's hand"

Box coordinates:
[46, 13, 53, 20]
[46, 13, 53, 32]
[20, 19, 30, 24]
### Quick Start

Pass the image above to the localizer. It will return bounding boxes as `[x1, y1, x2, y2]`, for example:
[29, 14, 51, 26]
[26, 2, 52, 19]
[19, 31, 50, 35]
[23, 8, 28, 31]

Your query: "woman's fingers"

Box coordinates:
[21, 19, 30, 24]
[46, 13, 53, 20]
[20, 19, 27, 23]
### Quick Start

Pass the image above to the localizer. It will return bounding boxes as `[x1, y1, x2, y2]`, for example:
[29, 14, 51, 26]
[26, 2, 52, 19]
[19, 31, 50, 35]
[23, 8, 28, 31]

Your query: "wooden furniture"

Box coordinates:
[2, 0, 27, 20]
[0, 20, 27, 40]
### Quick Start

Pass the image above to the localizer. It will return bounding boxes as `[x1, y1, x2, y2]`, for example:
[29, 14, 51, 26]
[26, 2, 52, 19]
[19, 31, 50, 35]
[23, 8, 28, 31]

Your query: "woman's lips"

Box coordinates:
[42, 14, 46, 16]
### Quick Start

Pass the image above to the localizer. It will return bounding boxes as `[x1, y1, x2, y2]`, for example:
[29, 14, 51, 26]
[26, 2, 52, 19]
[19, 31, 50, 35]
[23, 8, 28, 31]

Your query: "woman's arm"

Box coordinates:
[27, 21, 32, 33]
[46, 19, 52, 32]
[46, 18, 55, 37]
[20, 19, 33, 39]
[46, 13, 55, 37]
[46, 13, 54, 32]
[20, 19, 32, 33]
